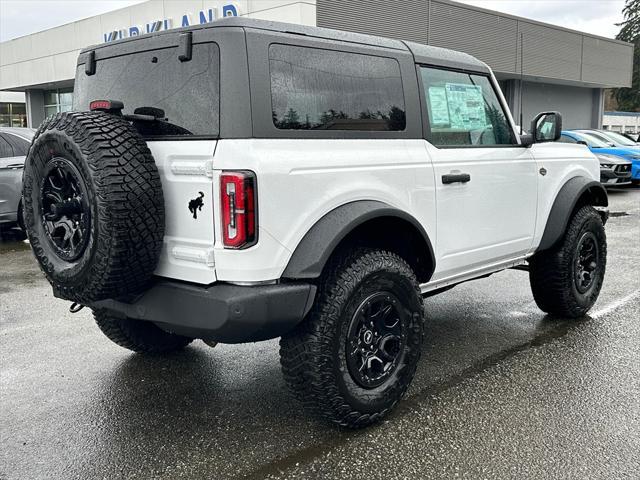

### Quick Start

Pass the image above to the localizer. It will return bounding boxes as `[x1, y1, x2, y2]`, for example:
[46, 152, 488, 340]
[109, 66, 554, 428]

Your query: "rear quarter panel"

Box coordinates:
[211, 138, 436, 282]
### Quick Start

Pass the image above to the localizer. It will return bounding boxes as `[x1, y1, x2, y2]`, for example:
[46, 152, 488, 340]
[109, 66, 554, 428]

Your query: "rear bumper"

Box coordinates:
[90, 280, 317, 343]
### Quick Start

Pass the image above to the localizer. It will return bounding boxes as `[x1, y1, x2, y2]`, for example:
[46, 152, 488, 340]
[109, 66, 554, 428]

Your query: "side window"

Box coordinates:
[269, 44, 406, 131]
[558, 134, 577, 144]
[420, 66, 515, 147]
[0, 135, 15, 158]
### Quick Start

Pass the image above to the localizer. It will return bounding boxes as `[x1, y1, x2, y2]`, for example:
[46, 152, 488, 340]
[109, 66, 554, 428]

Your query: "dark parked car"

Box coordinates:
[594, 153, 632, 187]
[0, 127, 35, 235]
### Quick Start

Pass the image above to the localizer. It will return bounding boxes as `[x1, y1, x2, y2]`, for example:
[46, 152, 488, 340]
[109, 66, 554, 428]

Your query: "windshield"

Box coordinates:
[575, 131, 610, 148]
[73, 42, 219, 138]
[577, 130, 617, 146]
[600, 130, 638, 146]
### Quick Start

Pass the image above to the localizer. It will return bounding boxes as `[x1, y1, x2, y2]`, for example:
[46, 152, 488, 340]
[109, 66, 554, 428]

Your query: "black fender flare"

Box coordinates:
[282, 200, 435, 280]
[537, 176, 608, 252]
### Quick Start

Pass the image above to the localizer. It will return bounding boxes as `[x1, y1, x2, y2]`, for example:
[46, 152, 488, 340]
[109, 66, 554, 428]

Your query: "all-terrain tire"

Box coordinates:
[94, 309, 192, 354]
[280, 249, 425, 428]
[22, 111, 164, 304]
[529, 205, 606, 318]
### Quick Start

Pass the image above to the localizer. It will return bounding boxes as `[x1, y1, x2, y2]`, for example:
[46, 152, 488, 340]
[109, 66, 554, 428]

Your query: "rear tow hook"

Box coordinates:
[69, 302, 85, 313]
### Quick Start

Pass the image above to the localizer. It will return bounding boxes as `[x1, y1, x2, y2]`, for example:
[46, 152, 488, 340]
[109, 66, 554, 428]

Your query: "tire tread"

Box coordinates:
[280, 248, 424, 428]
[529, 205, 606, 318]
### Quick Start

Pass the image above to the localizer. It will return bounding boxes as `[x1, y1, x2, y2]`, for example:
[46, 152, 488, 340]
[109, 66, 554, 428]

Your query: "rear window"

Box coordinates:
[74, 42, 219, 138]
[269, 44, 406, 131]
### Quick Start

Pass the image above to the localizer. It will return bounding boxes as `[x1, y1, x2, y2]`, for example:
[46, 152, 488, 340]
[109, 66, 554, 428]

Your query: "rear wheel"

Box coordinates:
[94, 309, 193, 355]
[280, 249, 424, 428]
[529, 205, 606, 318]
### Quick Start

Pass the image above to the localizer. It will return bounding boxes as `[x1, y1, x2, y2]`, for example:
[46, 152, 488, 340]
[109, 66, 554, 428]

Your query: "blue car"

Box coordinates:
[574, 129, 640, 148]
[559, 130, 640, 183]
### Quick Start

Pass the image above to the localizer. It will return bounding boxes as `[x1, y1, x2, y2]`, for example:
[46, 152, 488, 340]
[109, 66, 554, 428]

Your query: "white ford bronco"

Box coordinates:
[22, 18, 608, 428]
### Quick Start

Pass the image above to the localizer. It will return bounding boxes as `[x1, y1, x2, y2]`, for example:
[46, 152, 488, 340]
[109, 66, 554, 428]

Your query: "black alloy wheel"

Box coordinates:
[574, 231, 599, 294]
[346, 292, 407, 389]
[280, 249, 425, 428]
[39, 157, 91, 261]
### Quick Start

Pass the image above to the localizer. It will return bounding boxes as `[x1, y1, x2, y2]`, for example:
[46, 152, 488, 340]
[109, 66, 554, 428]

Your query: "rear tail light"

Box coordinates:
[220, 171, 257, 249]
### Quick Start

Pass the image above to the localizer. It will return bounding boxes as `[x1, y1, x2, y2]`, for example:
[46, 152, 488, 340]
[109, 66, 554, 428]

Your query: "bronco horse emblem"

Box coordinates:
[188, 191, 205, 219]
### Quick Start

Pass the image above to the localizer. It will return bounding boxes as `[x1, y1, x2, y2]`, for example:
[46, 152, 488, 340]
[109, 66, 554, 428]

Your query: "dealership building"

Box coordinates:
[0, 0, 634, 130]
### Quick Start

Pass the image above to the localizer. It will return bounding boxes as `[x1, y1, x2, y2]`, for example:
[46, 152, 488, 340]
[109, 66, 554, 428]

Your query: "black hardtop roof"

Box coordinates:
[80, 17, 489, 73]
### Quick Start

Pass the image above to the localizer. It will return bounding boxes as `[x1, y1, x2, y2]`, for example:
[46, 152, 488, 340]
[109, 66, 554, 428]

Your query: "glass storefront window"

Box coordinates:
[12, 103, 25, 115]
[44, 87, 74, 118]
[59, 91, 73, 107]
[44, 91, 58, 105]
[0, 102, 27, 127]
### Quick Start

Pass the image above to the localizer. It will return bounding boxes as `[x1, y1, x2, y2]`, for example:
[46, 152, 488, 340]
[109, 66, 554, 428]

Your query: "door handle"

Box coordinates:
[442, 172, 471, 184]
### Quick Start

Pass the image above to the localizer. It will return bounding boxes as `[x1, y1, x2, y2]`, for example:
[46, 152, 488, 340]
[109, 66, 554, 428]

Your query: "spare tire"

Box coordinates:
[22, 111, 165, 303]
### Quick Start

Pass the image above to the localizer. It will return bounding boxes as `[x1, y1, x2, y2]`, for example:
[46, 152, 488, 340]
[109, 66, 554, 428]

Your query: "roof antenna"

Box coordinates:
[519, 32, 524, 135]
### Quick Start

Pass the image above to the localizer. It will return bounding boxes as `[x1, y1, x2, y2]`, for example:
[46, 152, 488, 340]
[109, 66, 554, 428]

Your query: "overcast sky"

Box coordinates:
[0, 0, 627, 42]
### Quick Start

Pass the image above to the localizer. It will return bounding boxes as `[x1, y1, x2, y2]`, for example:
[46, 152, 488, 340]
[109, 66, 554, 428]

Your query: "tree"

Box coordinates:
[282, 107, 300, 129]
[613, 0, 640, 111]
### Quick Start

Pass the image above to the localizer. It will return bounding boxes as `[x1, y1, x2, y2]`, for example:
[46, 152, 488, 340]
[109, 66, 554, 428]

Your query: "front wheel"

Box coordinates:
[280, 249, 425, 428]
[529, 205, 606, 318]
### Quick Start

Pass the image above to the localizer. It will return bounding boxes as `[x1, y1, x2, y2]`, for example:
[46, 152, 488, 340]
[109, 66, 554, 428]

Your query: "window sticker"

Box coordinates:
[427, 86, 450, 125]
[445, 83, 486, 130]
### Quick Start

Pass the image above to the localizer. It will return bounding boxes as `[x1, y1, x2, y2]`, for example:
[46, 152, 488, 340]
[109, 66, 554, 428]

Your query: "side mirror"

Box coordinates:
[530, 111, 562, 143]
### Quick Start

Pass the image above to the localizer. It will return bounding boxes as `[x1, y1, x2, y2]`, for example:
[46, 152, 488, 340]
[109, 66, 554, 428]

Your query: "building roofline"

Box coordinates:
[433, 0, 632, 47]
[1, 0, 632, 49]
[0, 1, 146, 44]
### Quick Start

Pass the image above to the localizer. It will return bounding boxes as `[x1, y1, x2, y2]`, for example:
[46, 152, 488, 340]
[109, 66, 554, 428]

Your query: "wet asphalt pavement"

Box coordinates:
[1, 189, 639, 480]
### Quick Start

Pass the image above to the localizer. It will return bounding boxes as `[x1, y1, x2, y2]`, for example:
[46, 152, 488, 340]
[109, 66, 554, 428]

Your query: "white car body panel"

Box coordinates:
[425, 143, 538, 281]
[527, 142, 601, 252]
[152, 137, 600, 286]
[147, 140, 218, 284]
[211, 138, 436, 283]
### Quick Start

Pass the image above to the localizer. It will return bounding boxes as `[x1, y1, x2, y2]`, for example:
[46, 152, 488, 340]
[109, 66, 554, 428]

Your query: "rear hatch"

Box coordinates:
[74, 34, 220, 284]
